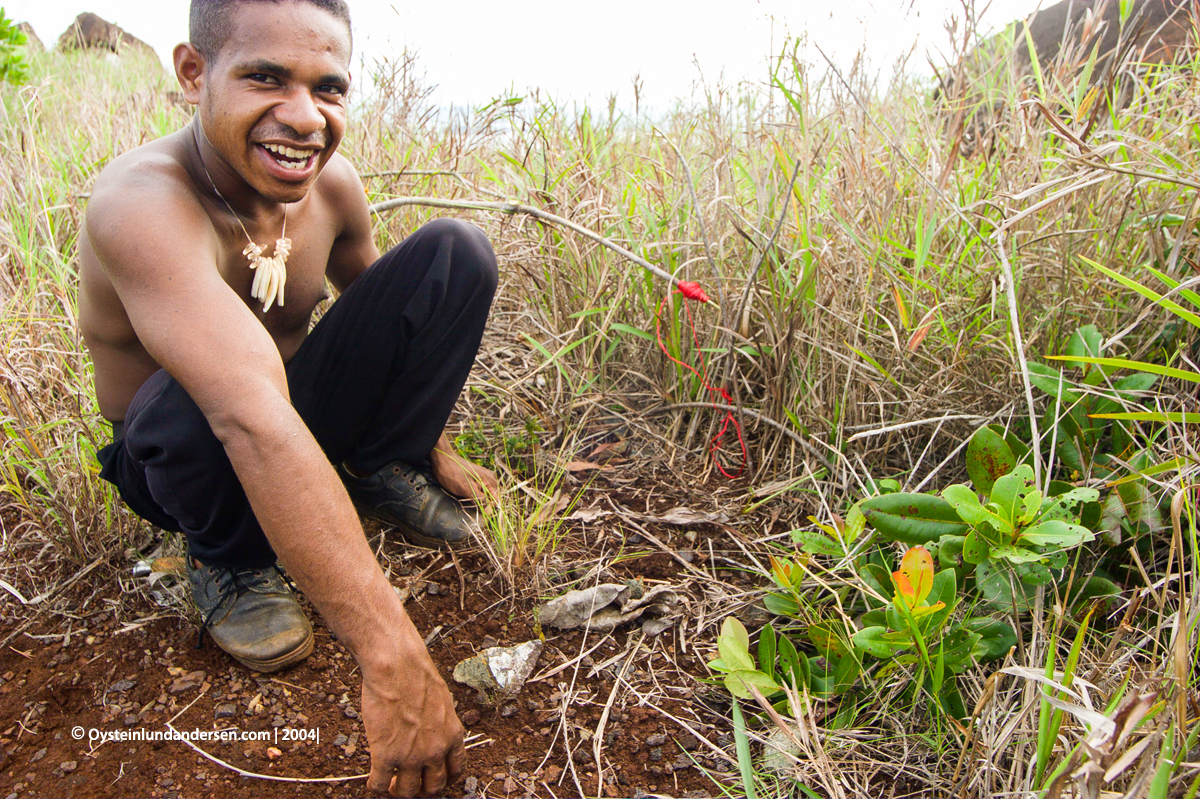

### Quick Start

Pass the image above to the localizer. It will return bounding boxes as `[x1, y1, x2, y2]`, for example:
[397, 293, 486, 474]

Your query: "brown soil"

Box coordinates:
[0, 486, 745, 799]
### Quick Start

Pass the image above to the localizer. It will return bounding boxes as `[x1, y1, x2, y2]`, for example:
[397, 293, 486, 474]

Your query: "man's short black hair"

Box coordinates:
[189, 0, 352, 61]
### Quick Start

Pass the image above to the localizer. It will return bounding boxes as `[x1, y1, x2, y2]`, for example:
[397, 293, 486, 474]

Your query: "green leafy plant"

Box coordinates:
[708, 614, 863, 705]
[0, 8, 29, 85]
[860, 428, 1122, 611]
[852, 546, 1014, 718]
[1050, 258, 1200, 424]
[1027, 325, 1158, 478]
[707, 616, 785, 701]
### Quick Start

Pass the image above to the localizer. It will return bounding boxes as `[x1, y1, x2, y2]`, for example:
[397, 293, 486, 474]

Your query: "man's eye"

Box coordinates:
[249, 74, 279, 85]
[319, 85, 345, 96]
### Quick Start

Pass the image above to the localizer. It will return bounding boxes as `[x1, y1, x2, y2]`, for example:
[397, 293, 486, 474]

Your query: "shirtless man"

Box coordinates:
[77, 0, 497, 794]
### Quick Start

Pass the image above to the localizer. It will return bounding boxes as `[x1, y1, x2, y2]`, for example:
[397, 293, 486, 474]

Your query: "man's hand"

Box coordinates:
[430, 433, 499, 504]
[361, 639, 465, 797]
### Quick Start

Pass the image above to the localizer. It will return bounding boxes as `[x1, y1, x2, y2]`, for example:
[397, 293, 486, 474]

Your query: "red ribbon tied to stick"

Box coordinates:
[654, 281, 747, 479]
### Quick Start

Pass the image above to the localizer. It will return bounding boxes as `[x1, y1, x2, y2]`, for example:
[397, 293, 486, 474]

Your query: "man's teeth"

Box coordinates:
[262, 143, 316, 167]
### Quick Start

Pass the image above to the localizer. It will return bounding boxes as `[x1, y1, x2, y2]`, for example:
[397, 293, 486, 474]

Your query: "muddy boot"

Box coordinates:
[339, 461, 477, 549]
[187, 557, 314, 673]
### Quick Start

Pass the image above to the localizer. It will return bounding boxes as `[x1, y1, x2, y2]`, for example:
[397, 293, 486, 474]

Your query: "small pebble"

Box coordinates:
[646, 733, 668, 747]
[460, 709, 481, 726]
[60, 761, 77, 773]
[214, 703, 237, 719]
[343, 705, 359, 720]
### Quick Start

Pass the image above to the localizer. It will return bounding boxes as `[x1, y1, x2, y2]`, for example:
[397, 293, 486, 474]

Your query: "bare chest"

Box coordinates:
[215, 227, 335, 336]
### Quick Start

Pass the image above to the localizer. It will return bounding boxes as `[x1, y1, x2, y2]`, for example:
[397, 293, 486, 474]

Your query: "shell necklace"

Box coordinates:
[195, 124, 291, 312]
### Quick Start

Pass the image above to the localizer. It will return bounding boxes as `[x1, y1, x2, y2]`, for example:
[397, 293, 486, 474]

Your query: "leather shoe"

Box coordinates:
[339, 461, 477, 549]
[187, 557, 314, 673]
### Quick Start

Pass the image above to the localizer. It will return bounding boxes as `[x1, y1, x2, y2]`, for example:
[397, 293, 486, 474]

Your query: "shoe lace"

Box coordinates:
[392, 463, 430, 495]
[196, 563, 291, 650]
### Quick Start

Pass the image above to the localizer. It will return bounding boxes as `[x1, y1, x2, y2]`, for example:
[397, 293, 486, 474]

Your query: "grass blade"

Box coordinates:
[730, 699, 758, 799]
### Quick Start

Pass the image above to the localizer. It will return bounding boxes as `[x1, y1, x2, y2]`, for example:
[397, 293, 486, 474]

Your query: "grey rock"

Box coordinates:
[452, 640, 543, 700]
[760, 727, 801, 776]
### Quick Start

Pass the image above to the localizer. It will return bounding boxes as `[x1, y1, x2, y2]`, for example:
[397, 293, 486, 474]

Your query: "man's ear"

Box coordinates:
[173, 43, 207, 105]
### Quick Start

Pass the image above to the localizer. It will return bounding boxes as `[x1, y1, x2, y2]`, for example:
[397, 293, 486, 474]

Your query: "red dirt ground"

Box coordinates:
[0, 511, 743, 798]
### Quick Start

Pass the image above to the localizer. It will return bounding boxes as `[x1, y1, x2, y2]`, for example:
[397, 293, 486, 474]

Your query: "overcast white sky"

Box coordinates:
[13, 0, 1045, 109]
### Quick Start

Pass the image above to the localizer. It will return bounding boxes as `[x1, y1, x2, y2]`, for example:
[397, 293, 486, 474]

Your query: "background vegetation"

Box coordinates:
[0, 10, 1196, 797]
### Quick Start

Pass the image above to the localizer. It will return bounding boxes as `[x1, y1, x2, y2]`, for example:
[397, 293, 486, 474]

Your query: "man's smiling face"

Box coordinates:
[195, 1, 351, 203]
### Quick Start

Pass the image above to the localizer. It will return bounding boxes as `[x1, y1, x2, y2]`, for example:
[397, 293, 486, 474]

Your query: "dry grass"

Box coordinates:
[1, 14, 1198, 797]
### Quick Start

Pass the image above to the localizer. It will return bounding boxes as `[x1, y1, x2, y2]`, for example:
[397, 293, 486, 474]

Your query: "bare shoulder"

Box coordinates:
[314, 152, 371, 229]
[86, 134, 215, 275]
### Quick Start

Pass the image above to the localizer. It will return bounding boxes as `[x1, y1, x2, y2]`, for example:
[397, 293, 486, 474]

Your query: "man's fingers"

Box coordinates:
[447, 736, 467, 784]
[394, 766, 423, 799]
[366, 761, 395, 796]
[422, 761, 448, 797]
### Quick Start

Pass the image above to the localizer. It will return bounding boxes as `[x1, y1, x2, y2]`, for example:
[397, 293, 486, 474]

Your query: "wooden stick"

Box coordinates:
[368, 196, 702, 299]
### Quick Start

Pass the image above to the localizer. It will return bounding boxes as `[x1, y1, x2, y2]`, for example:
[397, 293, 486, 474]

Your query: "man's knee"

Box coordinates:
[417, 218, 498, 296]
[124, 370, 223, 462]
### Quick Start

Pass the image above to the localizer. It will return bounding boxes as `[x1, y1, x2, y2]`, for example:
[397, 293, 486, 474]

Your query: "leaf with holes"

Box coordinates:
[1019, 519, 1094, 548]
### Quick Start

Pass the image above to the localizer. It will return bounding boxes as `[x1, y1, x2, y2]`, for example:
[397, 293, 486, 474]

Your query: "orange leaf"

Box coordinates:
[564, 461, 604, 472]
[906, 305, 940, 353]
[770, 555, 793, 588]
[892, 285, 909, 329]
[894, 546, 935, 607]
[906, 323, 932, 352]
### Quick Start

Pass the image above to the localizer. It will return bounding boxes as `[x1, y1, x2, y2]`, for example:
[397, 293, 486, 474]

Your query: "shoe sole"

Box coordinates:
[354, 503, 471, 550]
[228, 625, 315, 674]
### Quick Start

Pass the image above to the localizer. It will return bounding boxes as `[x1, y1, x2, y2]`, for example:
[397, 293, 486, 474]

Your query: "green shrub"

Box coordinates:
[0, 8, 29, 85]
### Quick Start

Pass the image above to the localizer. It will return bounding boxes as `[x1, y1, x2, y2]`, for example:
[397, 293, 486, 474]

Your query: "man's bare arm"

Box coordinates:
[86, 160, 461, 796]
[324, 155, 380, 292]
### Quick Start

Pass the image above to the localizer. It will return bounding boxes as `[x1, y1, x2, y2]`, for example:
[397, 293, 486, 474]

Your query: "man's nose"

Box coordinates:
[274, 88, 327, 139]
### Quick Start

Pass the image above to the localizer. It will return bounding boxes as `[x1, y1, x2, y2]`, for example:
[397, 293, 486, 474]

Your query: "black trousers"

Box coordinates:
[96, 219, 498, 569]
